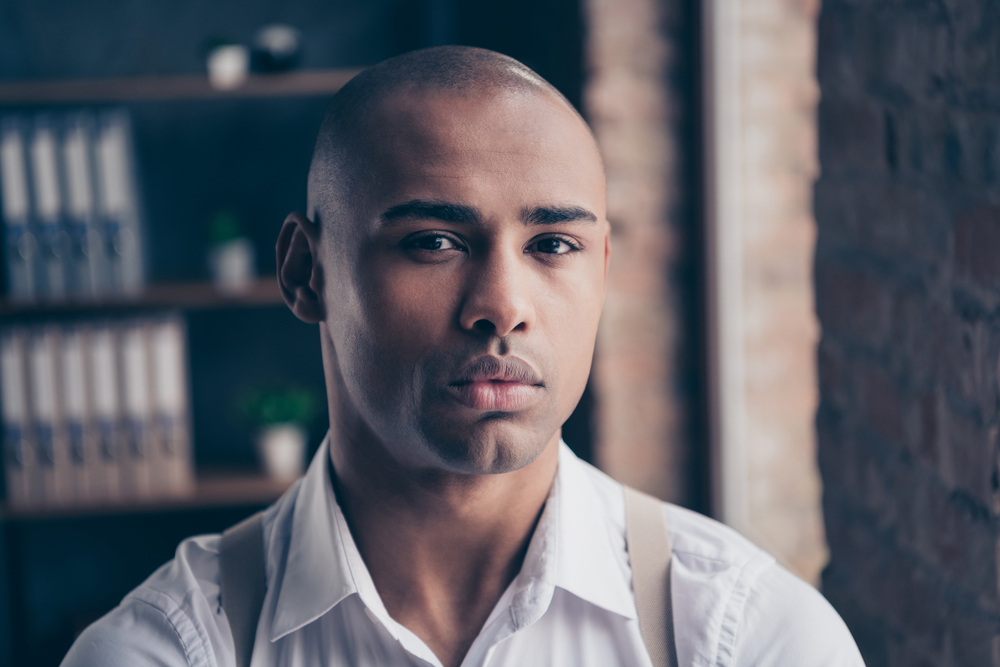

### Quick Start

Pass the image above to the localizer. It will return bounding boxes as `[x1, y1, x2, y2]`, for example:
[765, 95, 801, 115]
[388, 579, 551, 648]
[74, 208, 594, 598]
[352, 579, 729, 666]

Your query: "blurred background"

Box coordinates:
[0, 0, 996, 665]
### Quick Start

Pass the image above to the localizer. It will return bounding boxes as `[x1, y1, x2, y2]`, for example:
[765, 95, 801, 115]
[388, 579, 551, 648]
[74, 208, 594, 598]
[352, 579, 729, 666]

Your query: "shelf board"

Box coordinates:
[0, 277, 284, 317]
[1, 472, 294, 520]
[0, 67, 363, 105]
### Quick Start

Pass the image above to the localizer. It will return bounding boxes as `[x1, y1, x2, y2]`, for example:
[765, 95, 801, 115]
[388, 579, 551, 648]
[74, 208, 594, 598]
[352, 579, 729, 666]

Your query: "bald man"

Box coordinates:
[62, 47, 863, 667]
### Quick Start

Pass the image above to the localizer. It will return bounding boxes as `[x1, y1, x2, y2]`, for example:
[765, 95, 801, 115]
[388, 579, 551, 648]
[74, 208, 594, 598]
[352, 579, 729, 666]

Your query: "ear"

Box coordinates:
[276, 211, 325, 323]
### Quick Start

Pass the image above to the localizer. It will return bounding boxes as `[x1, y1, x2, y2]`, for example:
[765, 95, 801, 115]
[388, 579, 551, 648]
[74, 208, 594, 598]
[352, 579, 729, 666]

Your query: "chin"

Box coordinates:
[420, 415, 555, 475]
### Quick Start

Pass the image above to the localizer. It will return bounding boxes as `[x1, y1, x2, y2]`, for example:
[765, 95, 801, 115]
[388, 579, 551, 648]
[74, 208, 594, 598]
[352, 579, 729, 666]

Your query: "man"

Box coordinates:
[63, 46, 863, 667]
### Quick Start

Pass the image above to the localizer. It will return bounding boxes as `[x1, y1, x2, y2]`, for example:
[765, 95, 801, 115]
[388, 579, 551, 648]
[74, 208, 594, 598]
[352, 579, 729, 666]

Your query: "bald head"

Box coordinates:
[307, 46, 592, 225]
[279, 45, 609, 476]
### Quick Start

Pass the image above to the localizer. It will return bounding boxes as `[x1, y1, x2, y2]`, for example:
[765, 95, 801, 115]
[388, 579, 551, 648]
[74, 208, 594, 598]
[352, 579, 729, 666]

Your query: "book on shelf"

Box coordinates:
[118, 321, 155, 497]
[95, 109, 145, 296]
[0, 314, 195, 509]
[149, 316, 195, 496]
[59, 325, 99, 502]
[0, 328, 32, 505]
[88, 323, 123, 500]
[29, 115, 69, 300]
[0, 117, 37, 301]
[62, 111, 109, 298]
[26, 326, 73, 504]
[0, 108, 146, 305]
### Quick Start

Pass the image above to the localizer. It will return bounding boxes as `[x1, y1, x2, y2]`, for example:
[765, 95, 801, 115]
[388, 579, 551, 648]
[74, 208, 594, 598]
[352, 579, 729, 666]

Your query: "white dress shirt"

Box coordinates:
[62, 437, 864, 667]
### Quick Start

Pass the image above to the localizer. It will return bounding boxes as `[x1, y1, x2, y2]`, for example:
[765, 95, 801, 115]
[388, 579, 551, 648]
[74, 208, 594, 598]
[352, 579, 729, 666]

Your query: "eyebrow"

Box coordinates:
[381, 200, 480, 224]
[523, 205, 598, 225]
[380, 199, 598, 226]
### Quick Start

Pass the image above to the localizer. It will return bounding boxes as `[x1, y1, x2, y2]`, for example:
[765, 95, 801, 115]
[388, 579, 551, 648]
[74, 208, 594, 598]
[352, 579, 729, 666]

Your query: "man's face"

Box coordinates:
[321, 88, 609, 474]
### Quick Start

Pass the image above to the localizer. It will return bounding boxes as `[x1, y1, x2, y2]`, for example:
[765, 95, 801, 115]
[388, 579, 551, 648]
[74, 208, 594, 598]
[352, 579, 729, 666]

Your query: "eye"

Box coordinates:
[403, 234, 464, 251]
[399, 230, 468, 264]
[528, 235, 580, 255]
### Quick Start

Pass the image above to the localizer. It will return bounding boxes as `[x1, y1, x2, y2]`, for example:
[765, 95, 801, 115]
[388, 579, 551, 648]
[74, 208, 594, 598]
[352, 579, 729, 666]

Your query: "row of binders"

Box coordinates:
[0, 315, 193, 509]
[0, 109, 146, 303]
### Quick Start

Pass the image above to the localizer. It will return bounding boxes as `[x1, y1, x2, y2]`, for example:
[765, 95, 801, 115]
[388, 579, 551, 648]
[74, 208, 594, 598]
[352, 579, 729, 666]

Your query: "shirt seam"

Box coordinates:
[711, 551, 772, 667]
[127, 590, 213, 667]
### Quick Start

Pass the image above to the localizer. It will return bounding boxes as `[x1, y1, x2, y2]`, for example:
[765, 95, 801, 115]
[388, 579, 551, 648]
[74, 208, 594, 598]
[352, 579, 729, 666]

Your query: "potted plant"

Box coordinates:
[239, 386, 318, 480]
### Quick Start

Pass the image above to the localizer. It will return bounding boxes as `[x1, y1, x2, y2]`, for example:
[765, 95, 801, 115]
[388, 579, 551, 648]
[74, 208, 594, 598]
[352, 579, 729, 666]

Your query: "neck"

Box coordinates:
[328, 419, 559, 667]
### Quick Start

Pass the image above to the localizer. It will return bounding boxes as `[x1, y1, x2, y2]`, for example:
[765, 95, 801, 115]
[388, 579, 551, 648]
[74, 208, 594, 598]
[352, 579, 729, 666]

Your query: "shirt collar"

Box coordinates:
[269, 435, 356, 640]
[551, 441, 636, 620]
[268, 436, 636, 642]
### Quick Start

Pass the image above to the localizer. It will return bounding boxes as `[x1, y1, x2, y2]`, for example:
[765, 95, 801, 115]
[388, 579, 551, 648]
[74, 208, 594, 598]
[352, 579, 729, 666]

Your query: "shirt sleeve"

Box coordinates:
[60, 585, 218, 667]
[733, 563, 865, 666]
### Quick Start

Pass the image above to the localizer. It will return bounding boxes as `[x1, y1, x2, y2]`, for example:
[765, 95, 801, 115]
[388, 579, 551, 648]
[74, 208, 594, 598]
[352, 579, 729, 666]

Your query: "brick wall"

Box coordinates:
[815, 1, 1000, 664]
[738, 0, 828, 584]
[585, 0, 705, 508]
[587, 0, 829, 583]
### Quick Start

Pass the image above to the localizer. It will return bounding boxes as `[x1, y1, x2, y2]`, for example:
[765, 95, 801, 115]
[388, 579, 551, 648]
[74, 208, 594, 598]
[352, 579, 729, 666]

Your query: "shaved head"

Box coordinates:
[278, 43, 608, 476]
[307, 45, 592, 229]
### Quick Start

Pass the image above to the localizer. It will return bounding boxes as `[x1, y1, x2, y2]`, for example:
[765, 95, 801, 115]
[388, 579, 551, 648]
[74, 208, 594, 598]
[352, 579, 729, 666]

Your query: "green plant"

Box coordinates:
[238, 385, 319, 426]
[208, 209, 243, 245]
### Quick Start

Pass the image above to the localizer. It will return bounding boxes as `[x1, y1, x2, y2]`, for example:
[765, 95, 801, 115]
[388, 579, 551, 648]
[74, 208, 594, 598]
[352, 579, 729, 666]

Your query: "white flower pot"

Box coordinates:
[209, 237, 256, 294]
[256, 423, 306, 481]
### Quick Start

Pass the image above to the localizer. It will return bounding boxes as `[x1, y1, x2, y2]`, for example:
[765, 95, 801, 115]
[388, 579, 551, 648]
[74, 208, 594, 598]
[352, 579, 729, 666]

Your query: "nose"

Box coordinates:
[458, 245, 534, 337]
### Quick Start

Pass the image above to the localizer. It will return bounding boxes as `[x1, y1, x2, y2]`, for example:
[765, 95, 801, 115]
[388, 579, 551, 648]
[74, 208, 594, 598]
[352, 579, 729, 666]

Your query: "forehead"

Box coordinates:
[354, 88, 606, 218]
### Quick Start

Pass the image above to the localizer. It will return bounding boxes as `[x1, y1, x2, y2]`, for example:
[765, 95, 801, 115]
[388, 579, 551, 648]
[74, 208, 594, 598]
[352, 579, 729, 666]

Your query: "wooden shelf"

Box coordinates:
[0, 67, 363, 105]
[0, 277, 284, 318]
[1, 472, 294, 520]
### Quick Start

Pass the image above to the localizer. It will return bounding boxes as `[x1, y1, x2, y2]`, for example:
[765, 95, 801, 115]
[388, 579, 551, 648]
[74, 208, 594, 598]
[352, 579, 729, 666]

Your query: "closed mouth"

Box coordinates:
[447, 356, 543, 411]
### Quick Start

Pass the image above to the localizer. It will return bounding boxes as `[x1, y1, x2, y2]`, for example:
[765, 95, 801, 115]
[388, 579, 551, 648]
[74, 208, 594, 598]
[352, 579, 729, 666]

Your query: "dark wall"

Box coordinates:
[815, 1, 1000, 665]
[0, 0, 424, 78]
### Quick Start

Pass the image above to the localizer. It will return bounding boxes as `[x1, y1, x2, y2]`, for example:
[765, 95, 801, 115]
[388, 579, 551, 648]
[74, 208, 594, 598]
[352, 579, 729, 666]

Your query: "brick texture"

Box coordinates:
[816, 1, 1000, 664]
[585, 0, 703, 507]
[739, 0, 829, 584]
[587, 0, 829, 583]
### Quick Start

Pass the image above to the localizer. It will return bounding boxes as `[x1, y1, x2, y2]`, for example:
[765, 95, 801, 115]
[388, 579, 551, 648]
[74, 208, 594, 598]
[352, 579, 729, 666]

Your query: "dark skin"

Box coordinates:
[276, 86, 610, 667]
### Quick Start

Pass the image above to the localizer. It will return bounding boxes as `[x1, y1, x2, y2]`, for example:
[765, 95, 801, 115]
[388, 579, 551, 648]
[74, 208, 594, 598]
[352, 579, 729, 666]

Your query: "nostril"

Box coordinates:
[473, 319, 496, 333]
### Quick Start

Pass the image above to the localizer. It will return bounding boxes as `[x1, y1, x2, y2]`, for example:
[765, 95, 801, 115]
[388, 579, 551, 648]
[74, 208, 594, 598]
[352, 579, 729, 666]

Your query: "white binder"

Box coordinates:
[60, 326, 97, 503]
[29, 117, 68, 301]
[95, 110, 145, 295]
[88, 324, 121, 500]
[118, 321, 154, 497]
[27, 327, 73, 505]
[0, 328, 33, 506]
[62, 112, 108, 298]
[150, 316, 194, 496]
[0, 118, 37, 301]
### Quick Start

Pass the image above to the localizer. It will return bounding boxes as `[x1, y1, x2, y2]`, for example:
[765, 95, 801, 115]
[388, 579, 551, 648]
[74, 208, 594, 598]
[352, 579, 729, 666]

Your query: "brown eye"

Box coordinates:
[407, 234, 462, 251]
[531, 237, 577, 255]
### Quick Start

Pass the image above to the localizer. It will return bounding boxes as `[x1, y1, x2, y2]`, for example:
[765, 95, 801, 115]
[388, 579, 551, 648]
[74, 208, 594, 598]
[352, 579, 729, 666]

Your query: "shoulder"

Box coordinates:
[735, 562, 865, 665]
[62, 478, 305, 667]
[664, 504, 864, 666]
[61, 533, 228, 667]
[568, 455, 863, 666]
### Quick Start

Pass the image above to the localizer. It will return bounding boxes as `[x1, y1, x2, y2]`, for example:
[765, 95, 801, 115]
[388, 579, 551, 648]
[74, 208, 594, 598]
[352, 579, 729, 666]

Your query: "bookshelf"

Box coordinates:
[2, 472, 292, 520]
[0, 68, 335, 665]
[0, 68, 363, 105]
[0, 278, 283, 318]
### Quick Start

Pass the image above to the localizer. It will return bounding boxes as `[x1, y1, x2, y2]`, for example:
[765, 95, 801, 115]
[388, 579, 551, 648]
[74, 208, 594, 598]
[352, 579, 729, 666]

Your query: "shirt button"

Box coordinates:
[364, 607, 380, 626]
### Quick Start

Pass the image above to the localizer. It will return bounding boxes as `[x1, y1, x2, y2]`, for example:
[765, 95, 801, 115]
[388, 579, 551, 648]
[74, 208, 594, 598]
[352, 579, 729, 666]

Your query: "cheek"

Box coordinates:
[534, 263, 604, 389]
[358, 261, 459, 358]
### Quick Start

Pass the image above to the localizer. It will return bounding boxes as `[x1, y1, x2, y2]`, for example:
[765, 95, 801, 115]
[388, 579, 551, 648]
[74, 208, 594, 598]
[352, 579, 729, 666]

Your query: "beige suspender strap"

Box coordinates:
[220, 512, 266, 667]
[624, 486, 679, 667]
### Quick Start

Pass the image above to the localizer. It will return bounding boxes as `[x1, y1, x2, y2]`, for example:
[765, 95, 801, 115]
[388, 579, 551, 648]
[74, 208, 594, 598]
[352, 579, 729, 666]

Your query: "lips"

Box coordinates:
[447, 355, 543, 411]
